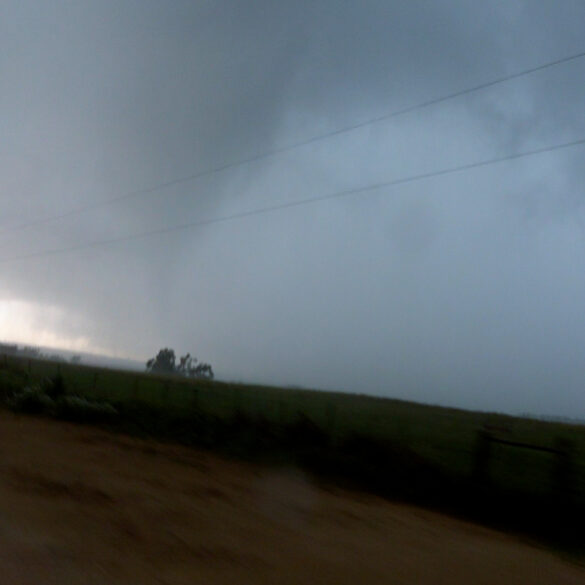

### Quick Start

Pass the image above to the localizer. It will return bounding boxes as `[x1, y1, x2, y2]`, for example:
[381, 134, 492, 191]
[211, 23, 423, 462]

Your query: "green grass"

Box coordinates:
[2, 352, 585, 550]
[3, 352, 585, 488]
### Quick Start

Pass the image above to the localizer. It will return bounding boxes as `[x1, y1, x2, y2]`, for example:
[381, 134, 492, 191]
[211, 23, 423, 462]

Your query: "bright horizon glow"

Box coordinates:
[0, 298, 110, 355]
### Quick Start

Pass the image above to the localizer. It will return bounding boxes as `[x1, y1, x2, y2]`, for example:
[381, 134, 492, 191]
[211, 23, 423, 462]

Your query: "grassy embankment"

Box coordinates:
[1, 352, 584, 551]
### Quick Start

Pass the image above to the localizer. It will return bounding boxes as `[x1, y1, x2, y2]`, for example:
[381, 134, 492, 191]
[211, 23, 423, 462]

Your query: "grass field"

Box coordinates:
[1, 352, 584, 549]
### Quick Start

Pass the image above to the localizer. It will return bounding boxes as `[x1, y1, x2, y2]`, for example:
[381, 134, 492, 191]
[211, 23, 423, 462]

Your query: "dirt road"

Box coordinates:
[0, 411, 583, 584]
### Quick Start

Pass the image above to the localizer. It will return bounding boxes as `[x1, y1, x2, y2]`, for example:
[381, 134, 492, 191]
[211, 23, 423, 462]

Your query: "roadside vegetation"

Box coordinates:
[1, 351, 584, 554]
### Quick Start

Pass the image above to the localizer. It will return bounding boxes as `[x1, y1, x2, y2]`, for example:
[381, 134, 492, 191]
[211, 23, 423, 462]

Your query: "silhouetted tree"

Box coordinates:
[192, 362, 214, 379]
[146, 348, 214, 379]
[146, 348, 176, 374]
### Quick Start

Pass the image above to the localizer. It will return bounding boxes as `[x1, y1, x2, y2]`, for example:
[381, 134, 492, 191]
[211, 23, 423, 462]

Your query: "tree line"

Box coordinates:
[0, 343, 80, 364]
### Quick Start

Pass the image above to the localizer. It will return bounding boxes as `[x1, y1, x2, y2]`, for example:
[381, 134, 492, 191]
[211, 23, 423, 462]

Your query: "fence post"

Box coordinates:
[472, 430, 492, 486]
[550, 438, 578, 543]
[161, 381, 170, 404]
[552, 438, 576, 503]
[326, 402, 337, 435]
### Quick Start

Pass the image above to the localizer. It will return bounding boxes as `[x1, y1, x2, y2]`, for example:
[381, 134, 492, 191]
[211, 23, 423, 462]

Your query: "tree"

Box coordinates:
[192, 362, 214, 379]
[146, 348, 214, 379]
[146, 348, 176, 374]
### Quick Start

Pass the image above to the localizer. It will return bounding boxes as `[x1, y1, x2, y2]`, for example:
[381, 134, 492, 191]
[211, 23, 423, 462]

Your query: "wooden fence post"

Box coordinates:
[472, 430, 492, 486]
[161, 381, 170, 404]
[552, 438, 576, 503]
[326, 402, 337, 435]
[232, 387, 239, 414]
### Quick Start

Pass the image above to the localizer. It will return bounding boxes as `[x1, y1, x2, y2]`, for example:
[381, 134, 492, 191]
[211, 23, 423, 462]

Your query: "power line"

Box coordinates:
[2, 47, 585, 236]
[3, 135, 584, 265]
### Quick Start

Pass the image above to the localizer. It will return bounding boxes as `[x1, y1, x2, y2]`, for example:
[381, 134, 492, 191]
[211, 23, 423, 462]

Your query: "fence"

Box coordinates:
[0, 352, 339, 428]
[1, 352, 584, 512]
[473, 428, 578, 513]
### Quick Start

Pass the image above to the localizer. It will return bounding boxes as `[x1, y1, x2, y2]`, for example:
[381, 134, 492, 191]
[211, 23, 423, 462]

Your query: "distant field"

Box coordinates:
[1, 352, 585, 549]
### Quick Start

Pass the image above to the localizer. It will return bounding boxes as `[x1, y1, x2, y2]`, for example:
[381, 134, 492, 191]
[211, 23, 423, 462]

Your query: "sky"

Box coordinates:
[1, 1, 585, 417]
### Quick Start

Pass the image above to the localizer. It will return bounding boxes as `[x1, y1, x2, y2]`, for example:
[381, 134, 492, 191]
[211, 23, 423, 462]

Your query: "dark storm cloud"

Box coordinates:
[2, 1, 585, 416]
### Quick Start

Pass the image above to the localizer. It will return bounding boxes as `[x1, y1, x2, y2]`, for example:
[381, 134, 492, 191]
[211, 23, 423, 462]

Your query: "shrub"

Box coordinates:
[7, 379, 117, 424]
[55, 395, 118, 423]
[42, 374, 66, 400]
[9, 385, 55, 414]
[0, 369, 28, 402]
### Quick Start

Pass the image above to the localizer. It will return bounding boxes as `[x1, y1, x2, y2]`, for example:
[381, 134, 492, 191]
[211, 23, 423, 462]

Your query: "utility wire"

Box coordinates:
[2, 136, 584, 265]
[2, 48, 585, 235]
